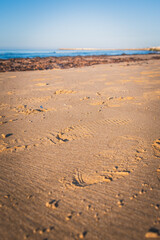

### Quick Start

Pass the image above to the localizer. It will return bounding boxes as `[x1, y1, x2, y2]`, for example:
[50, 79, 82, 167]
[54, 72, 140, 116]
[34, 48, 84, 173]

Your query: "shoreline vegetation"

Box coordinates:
[0, 53, 160, 72]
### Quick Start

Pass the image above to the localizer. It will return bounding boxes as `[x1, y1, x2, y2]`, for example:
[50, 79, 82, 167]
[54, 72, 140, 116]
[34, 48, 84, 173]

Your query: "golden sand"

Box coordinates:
[0, 60, 160, 239]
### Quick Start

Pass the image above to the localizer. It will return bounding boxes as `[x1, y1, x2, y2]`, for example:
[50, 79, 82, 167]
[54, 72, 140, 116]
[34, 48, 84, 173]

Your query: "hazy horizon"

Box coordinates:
[0, 46, 159, 51]
[0, 0, 160, 49]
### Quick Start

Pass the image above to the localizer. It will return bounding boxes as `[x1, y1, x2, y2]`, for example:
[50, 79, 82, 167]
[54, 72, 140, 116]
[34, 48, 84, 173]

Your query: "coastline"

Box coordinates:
[59, 47, 160, 51]
[0, 53, 160, 72]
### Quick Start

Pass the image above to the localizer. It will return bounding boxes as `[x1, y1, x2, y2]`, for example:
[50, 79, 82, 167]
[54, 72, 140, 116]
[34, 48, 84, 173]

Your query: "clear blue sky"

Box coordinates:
[0, 0, 160, 49]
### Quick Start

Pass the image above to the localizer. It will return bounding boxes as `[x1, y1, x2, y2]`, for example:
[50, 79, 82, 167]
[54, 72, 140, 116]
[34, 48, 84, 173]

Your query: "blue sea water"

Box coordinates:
[0, 49, 158, 60]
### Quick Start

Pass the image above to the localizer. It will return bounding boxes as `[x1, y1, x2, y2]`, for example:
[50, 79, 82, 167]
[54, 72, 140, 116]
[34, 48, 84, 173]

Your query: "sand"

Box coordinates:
[0, 59, 160, 240]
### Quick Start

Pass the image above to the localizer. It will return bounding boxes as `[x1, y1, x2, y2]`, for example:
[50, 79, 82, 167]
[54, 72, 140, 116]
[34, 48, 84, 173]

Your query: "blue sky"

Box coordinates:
[0, 0, 160, 49]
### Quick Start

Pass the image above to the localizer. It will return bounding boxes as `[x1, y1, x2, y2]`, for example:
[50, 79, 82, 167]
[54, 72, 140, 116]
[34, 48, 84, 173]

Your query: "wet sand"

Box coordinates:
[0, 58, 160, 240]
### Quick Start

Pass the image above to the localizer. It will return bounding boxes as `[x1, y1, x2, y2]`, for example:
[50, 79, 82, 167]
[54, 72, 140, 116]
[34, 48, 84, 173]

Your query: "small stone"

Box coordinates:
[86, 204, 91, 210]
[24, 234, 30, 239]
[145, 228, 160, 238]
[155, 204, 159, 210]
[65, 214, 72, 221]
[117, 199, 124, 207]
[77, 212, 82, 216]
[4, 194, 10, 199]
[38, 229, 43, 235]
[79, 231, 87, 239]
[33, 228, 37, 234]
[139, 189, 145, 194]
[1, 134, 6, 138]
[145, 232, 159, 238]
[46, 200, 59, 209]
[27, 195, 33, 199]
[79, 233, 84, 239]
[108, 97, 114, 100]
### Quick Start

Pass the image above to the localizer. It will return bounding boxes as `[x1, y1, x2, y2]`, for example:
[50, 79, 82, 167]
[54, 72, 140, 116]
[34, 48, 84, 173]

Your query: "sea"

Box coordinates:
[0, 49, 158, 60]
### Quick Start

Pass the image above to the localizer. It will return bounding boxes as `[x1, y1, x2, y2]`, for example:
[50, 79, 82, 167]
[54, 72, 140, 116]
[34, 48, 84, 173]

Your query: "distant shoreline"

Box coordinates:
[1, 48, 160, 61]
[0, 53, 160, 72]
[59, 47, 160, 51]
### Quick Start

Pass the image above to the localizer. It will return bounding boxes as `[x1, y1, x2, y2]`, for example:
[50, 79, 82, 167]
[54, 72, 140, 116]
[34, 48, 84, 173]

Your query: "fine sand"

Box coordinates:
[0, 59, 160, 240]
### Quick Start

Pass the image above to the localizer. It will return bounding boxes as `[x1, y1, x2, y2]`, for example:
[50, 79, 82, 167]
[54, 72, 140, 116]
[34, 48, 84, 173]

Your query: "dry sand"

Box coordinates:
[0, 59, 160, 240]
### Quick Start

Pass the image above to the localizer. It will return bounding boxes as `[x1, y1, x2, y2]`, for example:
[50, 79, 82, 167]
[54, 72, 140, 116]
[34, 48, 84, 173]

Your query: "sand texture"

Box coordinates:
[0, 59, 160, 240]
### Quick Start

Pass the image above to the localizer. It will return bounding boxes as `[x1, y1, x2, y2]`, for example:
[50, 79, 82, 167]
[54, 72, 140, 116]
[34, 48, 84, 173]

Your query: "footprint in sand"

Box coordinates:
[60, 168, 131, 189]
[13, 105, 52, 115]
[60, 135, 147, 189]
[152, 138, 160, 157]
[54, 89, 76, 95]
[90, 96, 135, 108]
[0, 143, 29, 153]
[72, 170, 112, 187]
[0, 134, 39, 153]
[47, 119, 130, 145]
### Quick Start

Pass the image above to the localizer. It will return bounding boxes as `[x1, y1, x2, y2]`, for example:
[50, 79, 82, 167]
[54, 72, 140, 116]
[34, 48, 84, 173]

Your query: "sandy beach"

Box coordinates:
[0, 56, 160, 240]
